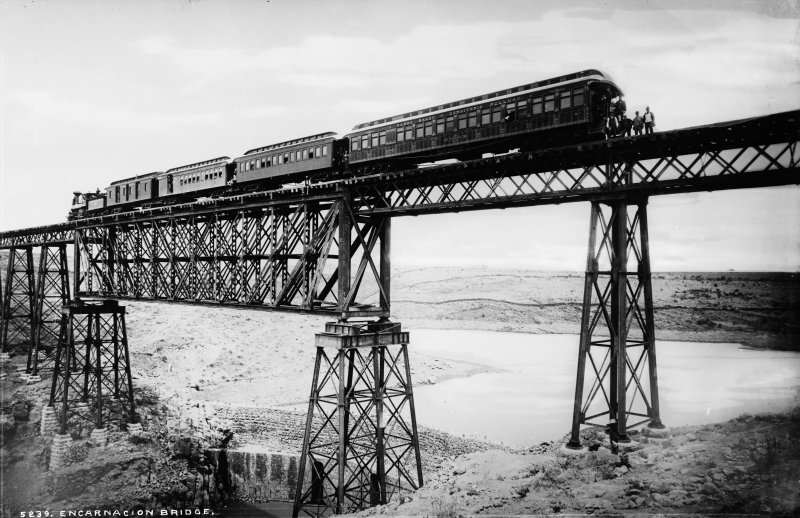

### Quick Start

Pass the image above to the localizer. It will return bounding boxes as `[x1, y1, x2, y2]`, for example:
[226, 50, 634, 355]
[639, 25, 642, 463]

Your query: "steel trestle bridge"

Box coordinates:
[1, 109, 798, 513]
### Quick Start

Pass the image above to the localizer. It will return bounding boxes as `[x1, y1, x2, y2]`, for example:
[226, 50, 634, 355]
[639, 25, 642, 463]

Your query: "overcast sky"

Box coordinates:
[0, 0, 798, 271]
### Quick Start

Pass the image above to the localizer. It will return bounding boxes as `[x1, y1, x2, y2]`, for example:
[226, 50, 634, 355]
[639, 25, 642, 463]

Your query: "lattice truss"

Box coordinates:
[0, 225, 73, 249]
[295, 339, 422, 517]
[75, 198, 391, 315]
[1, 247, 35, 353]
[29, 245, 71, 375]
[568, 199, 662, 447]
[350, 141, 799, 213]
[49, 302, 136, 435]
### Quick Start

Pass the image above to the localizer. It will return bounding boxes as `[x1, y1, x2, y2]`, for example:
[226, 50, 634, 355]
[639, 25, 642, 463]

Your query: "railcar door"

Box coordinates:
[588, 82, 614, 134]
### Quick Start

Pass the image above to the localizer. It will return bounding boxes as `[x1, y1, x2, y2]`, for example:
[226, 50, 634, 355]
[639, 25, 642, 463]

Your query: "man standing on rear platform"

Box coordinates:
[644, 106, 656, 134]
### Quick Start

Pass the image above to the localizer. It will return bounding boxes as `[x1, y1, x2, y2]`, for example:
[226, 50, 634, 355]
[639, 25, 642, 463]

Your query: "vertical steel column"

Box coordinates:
[567, 198, 664, 448]
[379, 218, 391, 313]
[74, 230, 83, 296]
[1, 246, 36, 357]
[338, 193, 352, 315]
[610, 198, 629, 440]
[639, 201, 664, 430]
[373, 346, 386, 504]
[567, 203, 600, 448]
[0, 256, 5, 332]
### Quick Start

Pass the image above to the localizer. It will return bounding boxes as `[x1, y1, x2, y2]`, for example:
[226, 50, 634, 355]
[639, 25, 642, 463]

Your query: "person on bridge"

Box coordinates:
[644, 106, 656, 134]
[632, 111, 644, 135]
[604, 116, 618, 139]
[613, 96, 627, 120]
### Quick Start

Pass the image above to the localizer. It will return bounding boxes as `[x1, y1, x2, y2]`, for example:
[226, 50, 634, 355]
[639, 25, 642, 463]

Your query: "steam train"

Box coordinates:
[70, 69, 623, 219]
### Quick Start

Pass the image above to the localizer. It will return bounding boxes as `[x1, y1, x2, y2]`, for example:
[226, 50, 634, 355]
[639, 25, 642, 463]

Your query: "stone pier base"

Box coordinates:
[49, 433, 73, 471]
[90, 427, 108, 447]
[643, 426, 671, 439]
[40, 405, 58, 436]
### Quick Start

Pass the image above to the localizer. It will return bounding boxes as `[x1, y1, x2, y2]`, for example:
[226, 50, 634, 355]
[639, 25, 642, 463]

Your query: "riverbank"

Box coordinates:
[391, 268, 799, 350]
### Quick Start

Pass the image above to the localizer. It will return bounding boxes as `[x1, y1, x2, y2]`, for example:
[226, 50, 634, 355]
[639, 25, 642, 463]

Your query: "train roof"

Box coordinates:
[108, 172, 162, 186]
[350, 69, 621, 132]
[165, 156, 231, 174]
[239, 132, 337, 158]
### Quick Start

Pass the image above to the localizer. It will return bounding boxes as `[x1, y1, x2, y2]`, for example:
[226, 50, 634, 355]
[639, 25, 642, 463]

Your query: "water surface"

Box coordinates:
[411, 329, 800, 448]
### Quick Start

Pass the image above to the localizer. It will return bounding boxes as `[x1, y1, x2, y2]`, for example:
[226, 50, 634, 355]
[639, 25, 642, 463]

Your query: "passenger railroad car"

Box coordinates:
[346, 69, 621, 171]
[234, 132, 337, 184]
[158, 157, 231, 198]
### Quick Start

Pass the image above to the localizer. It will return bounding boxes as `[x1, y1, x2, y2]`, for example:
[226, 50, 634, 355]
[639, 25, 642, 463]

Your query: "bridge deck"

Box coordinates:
[1, 109, 798, 248]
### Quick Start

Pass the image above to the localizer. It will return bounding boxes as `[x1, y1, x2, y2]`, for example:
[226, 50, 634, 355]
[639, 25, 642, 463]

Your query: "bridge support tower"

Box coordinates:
[1, 246, 36, 360]
[29, 244, 71, 377]
[293, 321, 423, 517]
[567, 197, 665, 449]
[47, 299, 137, 437]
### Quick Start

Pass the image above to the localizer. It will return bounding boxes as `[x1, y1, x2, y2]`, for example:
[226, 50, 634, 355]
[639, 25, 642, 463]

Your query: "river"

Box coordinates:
[411, 329, 800, 448]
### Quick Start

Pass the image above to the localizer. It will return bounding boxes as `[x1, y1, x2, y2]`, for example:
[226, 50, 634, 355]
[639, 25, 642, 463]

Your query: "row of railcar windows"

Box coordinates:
[179, 168, 224, 186]
[351, 88, 585, 151]
[240, 145, 328, 172]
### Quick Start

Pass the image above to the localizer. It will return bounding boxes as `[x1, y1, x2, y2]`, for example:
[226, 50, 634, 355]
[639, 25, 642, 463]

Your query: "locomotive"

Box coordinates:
[69, 69, 622, 219]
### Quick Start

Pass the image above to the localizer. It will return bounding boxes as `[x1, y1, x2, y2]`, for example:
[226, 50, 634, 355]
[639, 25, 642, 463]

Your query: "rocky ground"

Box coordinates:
[360, 412, 800, 516]
[1, 262, 799, 516]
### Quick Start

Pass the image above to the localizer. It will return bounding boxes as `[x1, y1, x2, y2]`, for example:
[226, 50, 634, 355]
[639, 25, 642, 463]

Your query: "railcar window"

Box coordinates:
[371, 133, 379, 148]
[533, 97, 543, 115]
[351, 140, 360, 151]
[468, 111, 477, 128]
[361, 135, 369, 149]
[560, 92, 571, 109]
[303, 149, 309, 160]
[397, 128, 404, 142]
[446, 115, 455, 132]
[425, 121, 433, 136]
[481, 108, 491, 125]
[491, 106, 502, 123]
[457, 114, 467, 130]
[261, 158, 266, 168]
[284, 153, 289, 163]
[405, 126, 413, 140]
[544, 94, 555, 112]
[416, 123, 424, 138]
[573, 88, 584, 106]
[322, 145, 328, 156]
[436, 118, 444, 134]
[378, 132, 386, 145]
[518, 99, 528, 116]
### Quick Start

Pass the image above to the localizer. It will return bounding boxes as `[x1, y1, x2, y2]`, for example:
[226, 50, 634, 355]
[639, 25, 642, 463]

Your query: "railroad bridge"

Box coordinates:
[1, 109, 798, 513]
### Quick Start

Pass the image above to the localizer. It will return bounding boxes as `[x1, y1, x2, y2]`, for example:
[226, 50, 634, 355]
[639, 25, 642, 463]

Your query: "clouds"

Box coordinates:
[0, 0, 798, 270]
[11, 90, 225, 131]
